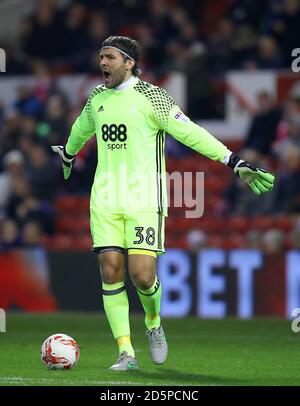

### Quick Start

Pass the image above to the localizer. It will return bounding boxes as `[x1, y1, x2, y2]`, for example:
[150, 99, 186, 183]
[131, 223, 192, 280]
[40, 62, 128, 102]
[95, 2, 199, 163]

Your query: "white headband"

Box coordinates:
[101, 46, 135, 61]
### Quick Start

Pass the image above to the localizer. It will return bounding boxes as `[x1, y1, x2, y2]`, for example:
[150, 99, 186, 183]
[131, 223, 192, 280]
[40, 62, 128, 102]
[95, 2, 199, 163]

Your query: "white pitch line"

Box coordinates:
[0, 377, 154, 386]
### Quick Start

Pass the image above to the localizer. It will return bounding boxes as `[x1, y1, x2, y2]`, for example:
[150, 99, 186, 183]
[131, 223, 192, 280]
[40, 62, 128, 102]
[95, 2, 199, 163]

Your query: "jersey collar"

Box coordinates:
[115, 75, 138, 92]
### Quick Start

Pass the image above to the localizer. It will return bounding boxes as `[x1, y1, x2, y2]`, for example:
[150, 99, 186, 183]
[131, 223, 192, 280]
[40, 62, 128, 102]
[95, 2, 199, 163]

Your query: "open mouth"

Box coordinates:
[102, 70, 111, 82]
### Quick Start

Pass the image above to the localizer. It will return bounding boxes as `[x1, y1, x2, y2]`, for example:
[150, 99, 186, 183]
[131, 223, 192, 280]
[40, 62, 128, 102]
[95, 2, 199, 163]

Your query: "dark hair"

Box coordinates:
[101, 36, 141, 76]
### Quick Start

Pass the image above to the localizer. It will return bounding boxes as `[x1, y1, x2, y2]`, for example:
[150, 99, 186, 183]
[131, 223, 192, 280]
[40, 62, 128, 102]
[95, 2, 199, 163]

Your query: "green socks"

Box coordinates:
[137, 277, 162, 331]
[102, 277, 162, 355]
[102, 281, 135, 357]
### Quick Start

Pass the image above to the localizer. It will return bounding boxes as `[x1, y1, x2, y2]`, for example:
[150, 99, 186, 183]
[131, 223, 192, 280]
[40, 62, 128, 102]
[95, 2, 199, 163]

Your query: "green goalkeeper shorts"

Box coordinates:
[90, 209, 165, 255]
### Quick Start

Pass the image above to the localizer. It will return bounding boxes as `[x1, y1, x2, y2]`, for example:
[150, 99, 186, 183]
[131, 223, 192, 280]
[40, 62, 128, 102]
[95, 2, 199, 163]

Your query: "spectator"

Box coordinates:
[21, 0, 65, 62]
[281, 0, 300, 66]
[135, 22, 166, 76]
[14, 85, 44, 119]
[0, 150, 24, 220]
[22, 221, 43, 247]
[223, 148, 273, 216]
[26, 144, 57, 201]
[231, 24, 258, 69]
[273, 146, 300, 213]
[273, 95, 300, 157]
[6, 176, 54, 235]
[0, 219, 21, 251]
[245, 90, 282, 154]
[206, 18, 235, 76]
[40, 94, 69, 145]
[262, 229, 284, 254]
[247, 36, 283, 69]
[83, 12, 109, 73]
[63, 2, 89, 64]
[245, 230, 262, 249]
[186, 229, 207, 252]
[290, 225, 300, 250]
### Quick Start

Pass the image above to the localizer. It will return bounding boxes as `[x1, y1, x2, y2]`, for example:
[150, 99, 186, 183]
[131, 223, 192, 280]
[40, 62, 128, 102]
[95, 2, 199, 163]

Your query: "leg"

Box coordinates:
[128, 251, 161, 330]
[99, 250, 124, 284]
[128, 250, 167, 364]
[98, 250, 137, 369]
[125, 212, 165, 330]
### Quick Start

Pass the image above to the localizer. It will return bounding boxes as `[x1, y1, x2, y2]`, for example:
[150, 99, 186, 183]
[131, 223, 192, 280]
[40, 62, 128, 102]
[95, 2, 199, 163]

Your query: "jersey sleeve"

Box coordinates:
[153, 87, 230, 163]
[65, 93, 96, 156]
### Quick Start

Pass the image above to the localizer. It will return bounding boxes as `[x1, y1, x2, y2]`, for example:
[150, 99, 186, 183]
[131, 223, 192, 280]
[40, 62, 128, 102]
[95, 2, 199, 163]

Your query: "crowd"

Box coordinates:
[4, 0, 300, 77]
[0, 0, 300, 251]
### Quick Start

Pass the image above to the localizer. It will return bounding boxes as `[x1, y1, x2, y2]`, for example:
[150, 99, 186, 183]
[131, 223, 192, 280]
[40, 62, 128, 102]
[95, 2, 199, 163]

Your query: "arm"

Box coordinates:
[51, 93, 96, 180]
[65, 98, 95, 156]
[167, 109, 230, 163]
[154, 88, 275, 195]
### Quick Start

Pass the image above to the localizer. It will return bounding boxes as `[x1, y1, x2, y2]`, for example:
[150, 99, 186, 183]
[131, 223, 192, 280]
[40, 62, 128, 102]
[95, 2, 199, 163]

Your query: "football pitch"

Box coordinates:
[0, 313, 299, 386]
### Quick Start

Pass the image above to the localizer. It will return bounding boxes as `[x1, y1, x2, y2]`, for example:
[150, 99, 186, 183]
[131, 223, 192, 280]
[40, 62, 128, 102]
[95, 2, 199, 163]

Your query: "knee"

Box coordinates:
[131, 269, 155, 291]
[129, 254, 156, 290]
[102, 270, 122, 284]
[99, 256, 124, 284]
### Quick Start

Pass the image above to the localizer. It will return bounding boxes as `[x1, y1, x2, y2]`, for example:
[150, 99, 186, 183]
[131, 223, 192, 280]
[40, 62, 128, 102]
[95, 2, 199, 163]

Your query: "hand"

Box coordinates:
[228, 153, 275, 195]
[51, 145, 75, 180]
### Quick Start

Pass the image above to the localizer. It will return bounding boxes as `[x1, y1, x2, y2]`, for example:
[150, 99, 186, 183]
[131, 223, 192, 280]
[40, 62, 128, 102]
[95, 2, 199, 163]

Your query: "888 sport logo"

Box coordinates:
[101, 124, 127, 150]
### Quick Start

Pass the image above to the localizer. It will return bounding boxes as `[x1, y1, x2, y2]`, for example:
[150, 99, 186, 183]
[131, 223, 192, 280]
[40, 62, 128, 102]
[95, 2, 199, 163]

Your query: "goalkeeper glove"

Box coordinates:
[227, 153, 275, 195]
[51, 145, 75, 180]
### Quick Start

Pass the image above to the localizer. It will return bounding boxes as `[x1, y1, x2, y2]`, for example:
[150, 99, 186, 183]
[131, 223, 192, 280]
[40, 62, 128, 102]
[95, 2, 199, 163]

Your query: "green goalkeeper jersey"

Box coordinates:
[66, 76, 229, 215]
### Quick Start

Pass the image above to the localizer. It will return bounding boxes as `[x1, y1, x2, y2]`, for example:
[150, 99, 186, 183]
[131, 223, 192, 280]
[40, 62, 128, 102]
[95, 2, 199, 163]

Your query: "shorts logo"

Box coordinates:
[174, 111, 189, 123]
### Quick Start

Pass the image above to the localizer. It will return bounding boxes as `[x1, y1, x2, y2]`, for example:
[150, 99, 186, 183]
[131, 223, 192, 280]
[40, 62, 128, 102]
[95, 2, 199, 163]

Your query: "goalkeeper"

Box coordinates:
[52, 36, 274, 371]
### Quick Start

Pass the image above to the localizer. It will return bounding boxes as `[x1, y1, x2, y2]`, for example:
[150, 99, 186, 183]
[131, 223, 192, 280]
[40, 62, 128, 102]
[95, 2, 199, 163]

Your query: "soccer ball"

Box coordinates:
[41, 333, 80, 370]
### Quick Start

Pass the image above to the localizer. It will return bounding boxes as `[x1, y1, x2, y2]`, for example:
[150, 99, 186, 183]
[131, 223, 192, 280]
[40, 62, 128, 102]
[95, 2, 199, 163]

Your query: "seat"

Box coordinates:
[73, 216, 90, 233]
[205, 176, 228, 193]
[76, 196, 90, 213]
[227, 217, 248, 233]
[72, 234, 92, 251]
[251, 216, 273, 230]
[207, 235, 224, 248]
[54, 195, 80, 214]
[204, 195, 220, 213]
[55, 216, 77, 233]
[50, 234, 73, 250]
[222, 233, 245, 249]
[272, 216, 294, 232]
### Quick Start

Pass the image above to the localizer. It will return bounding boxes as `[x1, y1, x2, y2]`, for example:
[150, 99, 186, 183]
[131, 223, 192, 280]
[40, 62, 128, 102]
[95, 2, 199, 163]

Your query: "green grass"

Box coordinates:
[0, 313, 299, 386]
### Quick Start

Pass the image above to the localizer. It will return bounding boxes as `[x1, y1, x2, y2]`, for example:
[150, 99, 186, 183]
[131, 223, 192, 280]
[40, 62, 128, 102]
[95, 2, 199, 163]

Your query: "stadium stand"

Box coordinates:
[0, 0, 300, 252]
